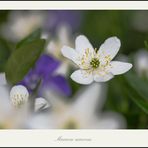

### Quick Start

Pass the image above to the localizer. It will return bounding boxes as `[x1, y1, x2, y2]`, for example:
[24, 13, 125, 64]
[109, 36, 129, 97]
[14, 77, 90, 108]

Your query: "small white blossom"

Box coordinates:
[10, 85, 29, 107]
[0, 82, 29, 128]
[61, 35, 132, 84]
[34, 97, 50, 112]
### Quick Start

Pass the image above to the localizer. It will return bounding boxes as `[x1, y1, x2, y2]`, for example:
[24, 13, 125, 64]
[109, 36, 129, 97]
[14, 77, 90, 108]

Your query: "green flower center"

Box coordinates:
[90, 58, 100, 69]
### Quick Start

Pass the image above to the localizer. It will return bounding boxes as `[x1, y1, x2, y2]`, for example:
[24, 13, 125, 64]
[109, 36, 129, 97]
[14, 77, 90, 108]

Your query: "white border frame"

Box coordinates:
[0, 130, 148, 147]
[0, 1, 148, 147]
[0, 1, 147, 10]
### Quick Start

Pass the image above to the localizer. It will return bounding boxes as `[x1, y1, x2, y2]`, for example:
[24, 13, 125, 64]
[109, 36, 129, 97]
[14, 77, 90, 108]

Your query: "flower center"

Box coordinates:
[90, 58, 100, 69]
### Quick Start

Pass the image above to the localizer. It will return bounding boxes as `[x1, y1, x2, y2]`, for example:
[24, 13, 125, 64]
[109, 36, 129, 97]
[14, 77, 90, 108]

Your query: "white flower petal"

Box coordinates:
[72, 83, 106, 120]
[71, 70, 93, 85]
[110, 61, 132, 75]
[0, 85, 11, 110]
[35, 97, 50, 112]
[98, 36, 121, 60]
[94, 73, 114, 82]
[75, 35, 94, 55]
[10, 85, 29, 107]
[0, 73, 7, 85]
[57, 24, 72, 45]
[27, 114, 56, 129]
[55, 62, 70, 76]
[61, 46, 79, 64]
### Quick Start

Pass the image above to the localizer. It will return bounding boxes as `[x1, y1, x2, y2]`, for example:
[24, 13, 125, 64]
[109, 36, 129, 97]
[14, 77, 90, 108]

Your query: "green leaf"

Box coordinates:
[128, 91, 148, 114]
[124, 82, 148, 114]
[16, 28, 42, 49]
[123, 72, 148, 114]
[125, 72, 148, 101]
[5, 39, 45, 85]
[0, 38, 11, 72]
[144, 40, 148, 50]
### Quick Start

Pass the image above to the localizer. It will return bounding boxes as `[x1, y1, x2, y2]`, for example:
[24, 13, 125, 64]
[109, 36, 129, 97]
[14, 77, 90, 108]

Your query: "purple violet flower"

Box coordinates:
[19, 54, 71, 97]
[35, 54, 59, 78]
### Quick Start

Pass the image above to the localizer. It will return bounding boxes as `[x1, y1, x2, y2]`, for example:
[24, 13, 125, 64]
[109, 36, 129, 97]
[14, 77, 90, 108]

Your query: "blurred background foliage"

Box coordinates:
[0, 10, 148, 129]
[81, 10, 148, 54]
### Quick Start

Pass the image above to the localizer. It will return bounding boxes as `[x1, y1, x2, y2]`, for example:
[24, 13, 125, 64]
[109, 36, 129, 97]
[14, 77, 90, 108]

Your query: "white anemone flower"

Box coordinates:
[0, 74, 29, 107]
[27, 83, 126, 129]
[0, 73, 49, 110]
[0, 75, 29, 109]
[0, 75, 29, 128]
[61, 35, 132, 85]
[0, 73, 50, 128]
[0, 86, 26, 129]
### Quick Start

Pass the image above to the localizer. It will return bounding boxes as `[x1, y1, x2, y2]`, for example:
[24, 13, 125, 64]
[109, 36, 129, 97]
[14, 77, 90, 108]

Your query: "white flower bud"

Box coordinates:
[10, 85, 29, 107]
[34, 97, 50, 112]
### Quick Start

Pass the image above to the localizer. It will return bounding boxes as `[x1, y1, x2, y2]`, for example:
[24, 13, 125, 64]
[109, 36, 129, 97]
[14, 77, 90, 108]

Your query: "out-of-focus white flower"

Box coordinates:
[10, 85, 29, 107]
[134, 49, 148, 78]
[27, 83, 126, 129]
[34, 97, 50, 112]
[0, 74, 29, 108]
[0, 73, 51, 129]
[61, 35, 132, 85]
[47, 25, 73, 59]
[1, 11, 47, 41]
[0, 83, 29, 129]
[46, 24, 75, 75]
[0, 73, 50, 111]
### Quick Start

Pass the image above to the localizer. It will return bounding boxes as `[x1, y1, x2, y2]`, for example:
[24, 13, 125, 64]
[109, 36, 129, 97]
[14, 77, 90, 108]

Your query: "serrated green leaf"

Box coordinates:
[5, 39, 45, 85]
[16, 28, 42, 49]
[0, 38, 11, 72]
